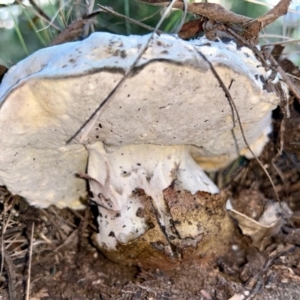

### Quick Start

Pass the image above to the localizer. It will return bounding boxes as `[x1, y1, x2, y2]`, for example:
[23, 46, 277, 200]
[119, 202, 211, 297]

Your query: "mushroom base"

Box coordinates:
[93, 187, 234, 270]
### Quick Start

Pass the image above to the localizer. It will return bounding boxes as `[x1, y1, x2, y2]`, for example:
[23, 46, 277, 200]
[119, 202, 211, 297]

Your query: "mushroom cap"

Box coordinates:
[0, 32, 279, 208]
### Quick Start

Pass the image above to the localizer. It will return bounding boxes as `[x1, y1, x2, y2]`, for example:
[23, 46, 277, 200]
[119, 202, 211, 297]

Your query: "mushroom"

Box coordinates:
[0, 32, 283, 266]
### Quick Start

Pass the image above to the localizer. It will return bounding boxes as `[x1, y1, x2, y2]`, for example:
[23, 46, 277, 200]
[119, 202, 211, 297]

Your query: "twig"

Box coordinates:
[1, 196, 16, 277]
[0, 238, 16, 300]
[78, 208, 91, 251]
[68, 208, 97, 231]
[261, 35, 299, 45]
[264, 52, 300, 102]
[28, 0, 61, 31]
[288, 73, 300, 82]
[96, 5, 163, 34]
[141, 0, 291, 44]
[36, 0, 71, 34]
[175, 0, 188, 35]
[83, 0, 95, 37]
[244, 244, 295, 299]
[137, 0, 252, 23]
[25, 222, 34, 300]
[226, 26, 300, 103]
[248, 0, 292, 29]
[53, 229, 78, 253]
[194, 48, 282, 208]
[14, 0, 61, 31]
[66, 0, 182, 143]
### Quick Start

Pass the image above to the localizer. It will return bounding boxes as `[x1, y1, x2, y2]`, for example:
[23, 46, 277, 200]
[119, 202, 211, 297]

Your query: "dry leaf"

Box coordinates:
[227, 200, 292, 249]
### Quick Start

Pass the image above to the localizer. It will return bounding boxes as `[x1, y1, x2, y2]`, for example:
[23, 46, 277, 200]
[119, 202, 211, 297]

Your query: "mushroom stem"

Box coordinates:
[83, 141, 219, 249]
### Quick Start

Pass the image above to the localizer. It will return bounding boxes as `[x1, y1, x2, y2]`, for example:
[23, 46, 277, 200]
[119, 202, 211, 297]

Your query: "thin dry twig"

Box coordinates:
[15, 0, 61, 31]
[82, 0, 95, 37]
[225, 26, 300, 103]
[28, 0, 61, 31]
[50, 3, 165, 47]
[1, 197, 17, 277]
[138, 0, 252, 24]
[53, 229, 78, 253]
[66, 0, 184, 144]
[0, 238, 16, 300]
[239, 0, 291, 43]
[244, 244, 295, 299]
[68, 208, 97, 231]
[96, 5, 163, 34]
[264, 52, 300, 101]
[194, 48, 282, 209]
[249, 0, 292, 29]
[141, 0, 292, 44]
[0, 194, 20, 300]
[264, 38, 300, 46]
[25, 222, 35, 300]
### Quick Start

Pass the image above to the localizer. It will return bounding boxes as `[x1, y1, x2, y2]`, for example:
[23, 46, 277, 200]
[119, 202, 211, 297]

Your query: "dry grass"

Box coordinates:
[0, 187, 93, 299]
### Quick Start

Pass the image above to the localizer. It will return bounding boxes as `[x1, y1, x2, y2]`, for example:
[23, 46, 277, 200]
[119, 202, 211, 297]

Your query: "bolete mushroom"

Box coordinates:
[0, 32, 283, 267]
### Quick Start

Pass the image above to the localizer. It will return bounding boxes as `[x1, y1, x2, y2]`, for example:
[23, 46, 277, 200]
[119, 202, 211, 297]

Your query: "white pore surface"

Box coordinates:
[0, 32, 280, 208]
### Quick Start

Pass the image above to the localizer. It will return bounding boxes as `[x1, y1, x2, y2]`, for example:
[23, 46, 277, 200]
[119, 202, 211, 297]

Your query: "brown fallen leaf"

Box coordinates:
[50, 19, 89, 46]
[0, 65, 8, 83]
[50, 10, 103, 46]
[227, 200, 292, 249]
[178, 19, 205, 40]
